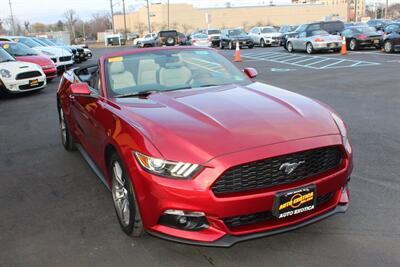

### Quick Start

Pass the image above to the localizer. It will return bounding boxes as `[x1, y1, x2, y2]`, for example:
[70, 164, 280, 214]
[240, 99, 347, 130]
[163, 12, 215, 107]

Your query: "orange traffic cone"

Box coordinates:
[341, 36, 347, 56]
[234, 41, 242, 62]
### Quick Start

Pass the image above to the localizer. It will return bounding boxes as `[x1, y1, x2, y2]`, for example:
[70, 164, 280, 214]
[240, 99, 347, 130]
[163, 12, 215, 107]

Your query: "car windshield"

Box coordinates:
[311, 30, 329, 36]
[31, 38, 48, 46]
[261, 27, 277, 33]
[353, 27, 377, 34]
[14, 37, 42, 48]
[228, 29, 246, 36]
[0, 48, 15, 62]
[1, 42, 38, 56]
[105, 49, 251, 98]
[193, 34, 208, 39]
[39, 38, 57, 46]
[208, 29, 221, 34]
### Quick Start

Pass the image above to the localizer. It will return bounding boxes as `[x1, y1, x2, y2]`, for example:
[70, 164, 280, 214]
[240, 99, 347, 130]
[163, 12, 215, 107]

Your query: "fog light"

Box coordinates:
[158, 210, 209, 231]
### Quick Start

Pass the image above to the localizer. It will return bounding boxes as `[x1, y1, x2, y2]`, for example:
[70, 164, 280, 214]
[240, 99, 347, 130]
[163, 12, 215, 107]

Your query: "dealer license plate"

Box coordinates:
[273, 185, 316, 219]
[29, 79, 39, 87]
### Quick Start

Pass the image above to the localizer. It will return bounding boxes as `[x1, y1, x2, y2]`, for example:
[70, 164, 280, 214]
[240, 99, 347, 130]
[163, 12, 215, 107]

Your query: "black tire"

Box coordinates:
[166, 37, 176, 46]
[109, 153, 144, 237]
[219, 41, 224, 49]
[229, 41, 234, 50]
[306, 42, 314, 54]
[248, 44, 254, 49]
[58, 106, 76, 151]
[260, 39, 266, 48]
[349, 38, 359, 51]
[384, 41, 394, 53]
[287, 42, 294, 53]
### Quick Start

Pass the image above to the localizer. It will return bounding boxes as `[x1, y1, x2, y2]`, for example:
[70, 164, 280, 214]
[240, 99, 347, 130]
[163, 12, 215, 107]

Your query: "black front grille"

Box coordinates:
[59, 56, 72, 62]
[16, 71, 42, 80]
[223, 192, 334, 228]
[19, 81, 44, 90]
[212, 146, 343, 195]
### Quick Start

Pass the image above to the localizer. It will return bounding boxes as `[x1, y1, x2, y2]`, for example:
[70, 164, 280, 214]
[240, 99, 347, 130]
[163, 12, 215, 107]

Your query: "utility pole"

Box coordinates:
[8, 0, 15, 35]
[167, 0, 170, 30]
[146, 0, 152, 33]
[354, 0, 358, 22]
[110, 0, 115, 33]
[385, 0, 389, 19]
[122, 0, 127, 41]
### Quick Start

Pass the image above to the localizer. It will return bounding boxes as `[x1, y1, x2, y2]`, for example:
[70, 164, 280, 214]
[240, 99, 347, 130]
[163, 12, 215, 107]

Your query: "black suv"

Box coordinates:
[367, 19, 393, 31]
[158, 30, 179, 46]
[282, 21, 344, 49]
[219, 29, 254, 49]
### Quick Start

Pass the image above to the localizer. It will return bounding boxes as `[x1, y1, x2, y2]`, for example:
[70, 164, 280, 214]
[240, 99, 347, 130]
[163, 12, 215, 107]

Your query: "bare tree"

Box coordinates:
[23, 21, 30, 33]
[31, 22, 47, 33]
[181, 24, 193, 34]
[63, 9, 78, 42]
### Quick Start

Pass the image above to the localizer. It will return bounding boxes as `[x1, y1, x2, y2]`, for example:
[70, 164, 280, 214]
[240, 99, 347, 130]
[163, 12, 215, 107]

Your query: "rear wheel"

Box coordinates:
[287, 42, 294, 53]
[109, 153, 144, 237]
[384, 41, 394, 53]
[349, 38, 358, 51]
[306, 42, 314, 54]
[59, 107, 76, 151]
[248, 44, 254, 49]
[229, 41, 234, 50]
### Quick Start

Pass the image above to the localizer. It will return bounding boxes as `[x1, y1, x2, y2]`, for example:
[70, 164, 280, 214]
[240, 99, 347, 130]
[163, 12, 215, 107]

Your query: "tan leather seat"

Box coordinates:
[137, 59, 159, 85]
[109, 62, 135, 91]
[159, 62, 192, 87]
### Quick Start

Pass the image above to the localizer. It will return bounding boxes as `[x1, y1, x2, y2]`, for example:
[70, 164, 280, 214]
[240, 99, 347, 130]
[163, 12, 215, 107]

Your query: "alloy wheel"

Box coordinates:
[112, 161, 130, 227]
[261, 39, 265, 48]
[287, 42, 293, 52]
[306, 43, 313, 54]
[384, 41, 393, 53]
[350, 39, 357, 51]
[59, 109, 67, 146]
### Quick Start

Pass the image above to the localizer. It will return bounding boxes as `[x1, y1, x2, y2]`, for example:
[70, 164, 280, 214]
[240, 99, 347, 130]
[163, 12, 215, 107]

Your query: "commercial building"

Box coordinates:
[113, 3, 349, 34]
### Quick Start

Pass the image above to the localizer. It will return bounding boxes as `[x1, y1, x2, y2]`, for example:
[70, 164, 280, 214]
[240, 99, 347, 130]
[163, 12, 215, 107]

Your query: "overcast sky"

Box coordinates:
[0, 0, 396, 24]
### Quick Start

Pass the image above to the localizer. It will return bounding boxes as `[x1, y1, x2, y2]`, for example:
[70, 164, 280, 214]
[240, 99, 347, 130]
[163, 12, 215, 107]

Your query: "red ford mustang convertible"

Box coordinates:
[57, 47, 352, 247]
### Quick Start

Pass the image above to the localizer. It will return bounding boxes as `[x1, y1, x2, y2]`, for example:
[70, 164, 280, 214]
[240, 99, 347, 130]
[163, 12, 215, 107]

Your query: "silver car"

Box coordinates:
[286, 30, 342, 54]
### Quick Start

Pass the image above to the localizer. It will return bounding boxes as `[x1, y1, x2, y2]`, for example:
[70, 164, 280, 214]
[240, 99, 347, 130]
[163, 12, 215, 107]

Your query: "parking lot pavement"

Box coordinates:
[0, 46, 399, 267]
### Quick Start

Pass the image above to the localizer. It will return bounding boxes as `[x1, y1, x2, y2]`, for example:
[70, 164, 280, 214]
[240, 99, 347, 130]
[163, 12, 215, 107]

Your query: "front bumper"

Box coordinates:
[127, 135, 352, 246]
[1, 75, 46, 93]
[313, 41, 342, 50]
[265, 38, 281, 45]
[43, 67, 57, 79]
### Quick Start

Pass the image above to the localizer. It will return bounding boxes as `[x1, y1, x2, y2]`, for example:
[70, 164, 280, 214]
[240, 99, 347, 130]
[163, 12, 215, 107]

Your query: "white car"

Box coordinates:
[0, 48, 46, 94]
[249, 26, 282, 47]
[0, 36, 74, 69]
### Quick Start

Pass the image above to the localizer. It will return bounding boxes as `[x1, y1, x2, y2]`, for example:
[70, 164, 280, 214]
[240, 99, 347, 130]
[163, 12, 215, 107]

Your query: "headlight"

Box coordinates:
[331, 112, 351, 152]
[41, 50, 55, 56]
[134, 152, 202, 179]
[0, 69, 11, 78]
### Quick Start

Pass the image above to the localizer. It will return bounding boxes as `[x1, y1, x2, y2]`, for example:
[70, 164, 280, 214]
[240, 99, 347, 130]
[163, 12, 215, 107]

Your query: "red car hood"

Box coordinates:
[15, 55, 53, 67]
[115, 82, 339, 163]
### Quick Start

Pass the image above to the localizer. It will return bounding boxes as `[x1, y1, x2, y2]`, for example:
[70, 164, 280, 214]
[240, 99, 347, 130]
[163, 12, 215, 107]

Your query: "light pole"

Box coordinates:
[122, 0, 127, 40]
[146, 0, 152, 33]
[110, 0, 115, 33]
[8, 0, 15, 35]
[167, 0, 170, 30]
[385, 0, 389, 19]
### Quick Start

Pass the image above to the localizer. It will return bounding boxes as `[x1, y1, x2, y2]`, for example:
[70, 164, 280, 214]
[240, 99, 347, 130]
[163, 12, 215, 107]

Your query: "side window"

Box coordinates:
[89, 71, 100, 94]
[299, 32, 307, 38]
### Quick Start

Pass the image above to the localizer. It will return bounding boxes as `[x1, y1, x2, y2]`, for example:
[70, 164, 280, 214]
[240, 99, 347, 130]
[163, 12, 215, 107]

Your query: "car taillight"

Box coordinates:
[356, 34, 367, 40]
[315, 38, 325, 42]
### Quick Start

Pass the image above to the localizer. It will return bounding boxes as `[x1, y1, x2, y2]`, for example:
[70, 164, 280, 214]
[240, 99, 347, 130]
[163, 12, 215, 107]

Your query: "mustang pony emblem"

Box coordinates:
[279, 161, 305, 175]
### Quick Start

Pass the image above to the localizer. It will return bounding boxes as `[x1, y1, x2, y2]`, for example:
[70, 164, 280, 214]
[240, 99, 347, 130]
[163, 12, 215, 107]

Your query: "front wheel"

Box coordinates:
[260, 39, 266, 48]
[110, 153, 144, 237]
[229, 41, 234, 50]
[287, 42, 294, 53]
[248, 44, 254, 49]
[219, 41, 224, 49]
[306, 42, 314, 54]
[59, 107, 76, 151]
[384, 41, 394, 53]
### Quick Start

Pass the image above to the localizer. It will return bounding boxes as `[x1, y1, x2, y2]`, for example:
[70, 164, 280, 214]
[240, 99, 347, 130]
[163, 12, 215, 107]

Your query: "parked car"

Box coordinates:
[219, 28, 254, 49]
[0, 36, 74, 70]
[249, 26, 282, 47]
[136, 33, 158, 48]
[188, 33, 212, 47]
[178, 32, 189, 46]
[127, 32, 140, 41]
[56, 46, 352, 247]
[286, 30, 342, 54]
[0, 41, 57, 81]
[341, 26, 382, 50]
[158, 30, 179, 46]
[203, 29, 221, 46]
[367, 19, 393, 31]
[279, 25, 298, 34]
[38, 37, 85, 63]
[281, 25, 301, 47]
[382, 22, 400, 53]
[0, 47, 46, 95]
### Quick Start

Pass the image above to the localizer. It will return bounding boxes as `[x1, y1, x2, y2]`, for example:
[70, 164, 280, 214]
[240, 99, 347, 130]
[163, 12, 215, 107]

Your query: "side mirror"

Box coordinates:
[70, 83, 91, 96]
[243, 67, 258, 79]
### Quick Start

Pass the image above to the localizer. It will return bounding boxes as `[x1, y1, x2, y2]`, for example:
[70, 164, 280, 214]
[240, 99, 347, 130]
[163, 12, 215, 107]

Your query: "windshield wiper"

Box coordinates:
[114, 90, 158, 98]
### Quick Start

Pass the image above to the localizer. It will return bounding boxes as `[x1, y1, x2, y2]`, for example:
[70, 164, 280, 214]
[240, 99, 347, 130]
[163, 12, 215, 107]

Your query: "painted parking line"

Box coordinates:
[240, 51, 381, 70]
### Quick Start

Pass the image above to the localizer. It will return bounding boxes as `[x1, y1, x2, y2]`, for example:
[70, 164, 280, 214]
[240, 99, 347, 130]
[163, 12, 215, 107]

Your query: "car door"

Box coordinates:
[292, 31, 306, 50]
[70, 68, 106, 160]
[249, 28, 260, 44]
